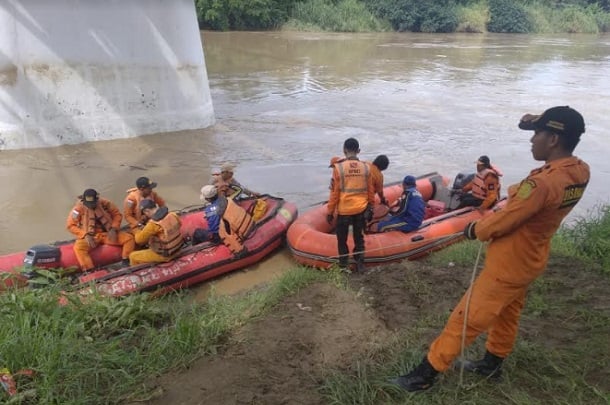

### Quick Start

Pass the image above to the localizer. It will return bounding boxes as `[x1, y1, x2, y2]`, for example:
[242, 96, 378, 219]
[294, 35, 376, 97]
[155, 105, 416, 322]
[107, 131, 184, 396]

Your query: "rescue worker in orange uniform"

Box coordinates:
[129, 199, 184, 265]
[123, 177, 166, 232]
[327, 137, 375, 272]
[369, 154, 390, 205]
[67, 189, 135, 271]
[392, 106, 590, 392]
[211, 163, 260, 199]
[457, 155, 501, 210]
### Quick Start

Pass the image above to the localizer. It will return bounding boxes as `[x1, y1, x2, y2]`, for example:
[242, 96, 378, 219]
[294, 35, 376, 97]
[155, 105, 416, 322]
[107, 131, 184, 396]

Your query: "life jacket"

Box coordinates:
[219, 198, 255, 254]
[470, 168, 500, 201]
[124, 188, 164, 227]
[336, 159, 370, 214]
[211, 174, 242, 199]
[250, 198, 268, 222]
[148, 210, 184, 257]
[76, 200, 114, 234]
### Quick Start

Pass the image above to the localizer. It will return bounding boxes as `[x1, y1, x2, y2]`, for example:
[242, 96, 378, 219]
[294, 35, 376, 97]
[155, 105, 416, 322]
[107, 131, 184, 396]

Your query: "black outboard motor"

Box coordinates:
[452, 171, 475, 190]
[22, 244, 61, 281]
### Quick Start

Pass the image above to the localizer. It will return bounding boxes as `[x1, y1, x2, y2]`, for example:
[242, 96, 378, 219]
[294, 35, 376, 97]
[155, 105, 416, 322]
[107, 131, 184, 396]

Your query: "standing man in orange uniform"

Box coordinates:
[369, 154, 390, 205]
[327, 138, 375, 272]
[392, 106, 590, 391]
[124, 177, 166, 232]
[67, 189, 135, 271]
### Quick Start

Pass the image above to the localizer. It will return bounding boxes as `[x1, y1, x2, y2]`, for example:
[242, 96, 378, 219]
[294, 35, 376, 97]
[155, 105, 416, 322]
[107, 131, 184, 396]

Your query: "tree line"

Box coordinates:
[195, 0, 610, 33]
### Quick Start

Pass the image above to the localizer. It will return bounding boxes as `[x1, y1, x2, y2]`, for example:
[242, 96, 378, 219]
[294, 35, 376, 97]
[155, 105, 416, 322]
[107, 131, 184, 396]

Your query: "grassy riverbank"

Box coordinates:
[1, 205, 608, 403]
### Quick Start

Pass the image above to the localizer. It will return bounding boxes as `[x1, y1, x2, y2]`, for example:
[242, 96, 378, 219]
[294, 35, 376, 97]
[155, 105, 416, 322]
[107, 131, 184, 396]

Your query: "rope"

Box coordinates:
[458, 240, 485, 387]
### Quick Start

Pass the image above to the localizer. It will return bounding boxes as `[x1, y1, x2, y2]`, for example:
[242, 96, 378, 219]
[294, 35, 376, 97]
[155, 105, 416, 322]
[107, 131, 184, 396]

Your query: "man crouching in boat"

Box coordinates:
[370, 175, 425, 233]
[193, 184, 255, 255]
[128, 199, 184, 266]
[67, 189, 135, 271]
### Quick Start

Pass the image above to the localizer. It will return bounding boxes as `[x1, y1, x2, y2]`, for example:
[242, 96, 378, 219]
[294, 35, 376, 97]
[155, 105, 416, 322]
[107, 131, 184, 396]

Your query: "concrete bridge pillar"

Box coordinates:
[0, 0, 214, 150]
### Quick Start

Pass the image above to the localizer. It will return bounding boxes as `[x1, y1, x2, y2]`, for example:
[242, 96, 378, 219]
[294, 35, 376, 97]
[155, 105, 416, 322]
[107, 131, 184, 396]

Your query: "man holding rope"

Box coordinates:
[392, 106, 590, 391]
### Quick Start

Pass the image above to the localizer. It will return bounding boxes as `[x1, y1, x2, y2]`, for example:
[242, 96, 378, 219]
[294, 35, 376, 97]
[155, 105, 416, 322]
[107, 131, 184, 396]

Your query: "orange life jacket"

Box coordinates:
[148, 212, 184, 257]
[471, 168, 500, 201]
[124, 188, 165, 227]
[336, 159, 370, 214]
[219, 198, 255, 254]
[77, 201, 114, 234]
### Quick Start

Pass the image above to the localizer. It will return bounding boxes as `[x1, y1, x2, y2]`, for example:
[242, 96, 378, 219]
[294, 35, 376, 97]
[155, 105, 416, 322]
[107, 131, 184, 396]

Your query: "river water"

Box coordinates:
[1, 31, 609, 292]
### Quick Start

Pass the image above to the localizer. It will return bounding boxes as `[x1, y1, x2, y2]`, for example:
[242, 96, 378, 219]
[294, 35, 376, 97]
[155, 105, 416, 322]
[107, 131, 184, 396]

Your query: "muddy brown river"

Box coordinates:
[1, 32, 609, 293]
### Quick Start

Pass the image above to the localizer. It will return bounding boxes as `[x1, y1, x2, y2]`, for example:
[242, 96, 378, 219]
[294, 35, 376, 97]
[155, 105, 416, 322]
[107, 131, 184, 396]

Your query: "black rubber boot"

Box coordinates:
[460, 351, 504, 379]
[391, 357, 439, 392]
[355, 260, 366, 273]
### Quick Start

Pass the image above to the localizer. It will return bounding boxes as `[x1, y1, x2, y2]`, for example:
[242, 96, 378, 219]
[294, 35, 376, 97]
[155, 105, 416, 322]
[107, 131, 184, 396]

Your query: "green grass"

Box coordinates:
[0, 266, 326, 403]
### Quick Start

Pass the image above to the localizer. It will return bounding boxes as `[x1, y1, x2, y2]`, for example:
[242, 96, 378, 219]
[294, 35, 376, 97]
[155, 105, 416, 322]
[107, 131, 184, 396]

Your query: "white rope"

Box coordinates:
[458, 240, 485, 387]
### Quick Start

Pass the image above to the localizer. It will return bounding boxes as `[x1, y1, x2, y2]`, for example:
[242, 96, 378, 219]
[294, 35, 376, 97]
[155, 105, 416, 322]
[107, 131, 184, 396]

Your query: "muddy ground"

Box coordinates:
[143, 256, 609, 405]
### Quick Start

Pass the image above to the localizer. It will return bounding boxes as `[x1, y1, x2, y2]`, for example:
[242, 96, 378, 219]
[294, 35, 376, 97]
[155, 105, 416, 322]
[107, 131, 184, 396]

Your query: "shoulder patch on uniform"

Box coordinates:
[127, 199, 135, 207]
[517, 180, 536, 199]
[559, 183, 587, 209]
[71, 209, 80, 219]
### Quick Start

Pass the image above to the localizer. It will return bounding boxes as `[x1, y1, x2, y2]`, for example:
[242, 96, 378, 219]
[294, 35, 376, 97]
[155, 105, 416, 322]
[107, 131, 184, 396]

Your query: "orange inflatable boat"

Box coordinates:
[287, 172, 505, 269]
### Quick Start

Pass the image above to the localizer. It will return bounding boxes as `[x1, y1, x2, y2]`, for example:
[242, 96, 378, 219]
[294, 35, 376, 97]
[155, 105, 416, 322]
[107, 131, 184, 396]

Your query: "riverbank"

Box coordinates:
[2, 211, 608, 403]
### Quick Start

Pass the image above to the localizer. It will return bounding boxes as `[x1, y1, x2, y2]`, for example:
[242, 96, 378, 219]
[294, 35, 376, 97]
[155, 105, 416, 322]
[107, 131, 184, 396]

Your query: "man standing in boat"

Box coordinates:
[392, 106, 590, 392]
[129, 199, 184, 266]
[369, 154, 390, 206]
[67, 189, 135, 271]
[326, 137, 375, 272]
[456, 155, 502, 210]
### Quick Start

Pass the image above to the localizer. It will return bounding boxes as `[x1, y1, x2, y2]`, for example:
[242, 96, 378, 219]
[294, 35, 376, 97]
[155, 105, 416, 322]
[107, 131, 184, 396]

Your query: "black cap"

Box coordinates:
[136, 177, 157, 189]
[403, 175, 416, 186]
[518, 106, 585, 139]
[477, 155, 491, 167]
[139, 198, 157, 212]
[82, 189, 99, 207]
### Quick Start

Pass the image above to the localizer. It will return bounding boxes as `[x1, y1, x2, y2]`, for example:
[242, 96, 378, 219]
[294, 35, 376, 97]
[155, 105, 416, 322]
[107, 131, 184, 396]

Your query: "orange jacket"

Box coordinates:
[123, 188, 166, 229]
[67, 198, 122, 239]
[135, 210, 183, 257]
[219, 198, 255, 253]
[475, 156, 589, 285]
[327, 158, 375, 216]
[463, 168, 500, 209]
[368, 163, 385, 201]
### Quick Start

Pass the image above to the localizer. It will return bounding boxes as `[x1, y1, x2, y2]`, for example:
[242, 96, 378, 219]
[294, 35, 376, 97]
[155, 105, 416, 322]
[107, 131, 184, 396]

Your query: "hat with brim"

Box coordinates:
[518, 106, 585, 139]
[82, 188, 99, 208]
[136, 177, 157, 189]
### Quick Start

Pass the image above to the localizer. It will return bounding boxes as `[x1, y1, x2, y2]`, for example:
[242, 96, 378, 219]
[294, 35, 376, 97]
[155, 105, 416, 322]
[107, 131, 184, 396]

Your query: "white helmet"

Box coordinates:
[200, 185, 218, 201]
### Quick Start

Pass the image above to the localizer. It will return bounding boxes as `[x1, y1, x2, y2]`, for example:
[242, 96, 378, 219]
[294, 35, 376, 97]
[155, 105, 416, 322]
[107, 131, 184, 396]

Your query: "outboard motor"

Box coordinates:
[452, 171, 475, 190]
[22, 244, 61, 282]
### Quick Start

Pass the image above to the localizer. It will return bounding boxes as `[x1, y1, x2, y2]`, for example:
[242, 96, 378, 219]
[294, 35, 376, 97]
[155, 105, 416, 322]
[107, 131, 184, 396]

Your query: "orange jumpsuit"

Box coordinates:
[369, 163, 385, 203]
[123, 189, 166, 231]
[428, 156, 590, 372]
[67, 198, 135, 271]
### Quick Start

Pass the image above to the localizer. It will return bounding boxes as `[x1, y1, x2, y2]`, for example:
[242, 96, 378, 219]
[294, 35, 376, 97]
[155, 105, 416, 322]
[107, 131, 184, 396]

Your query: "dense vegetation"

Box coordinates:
[195, 0, 610, 33]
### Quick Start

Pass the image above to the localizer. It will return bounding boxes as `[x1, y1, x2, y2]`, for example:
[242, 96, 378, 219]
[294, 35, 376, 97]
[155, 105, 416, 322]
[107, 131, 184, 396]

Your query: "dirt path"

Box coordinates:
[144, 257, 610, 404]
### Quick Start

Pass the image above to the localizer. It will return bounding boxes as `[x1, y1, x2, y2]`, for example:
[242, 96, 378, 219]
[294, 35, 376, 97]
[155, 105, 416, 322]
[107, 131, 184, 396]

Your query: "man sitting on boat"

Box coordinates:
[192, 185, 225, 244]
[129, 199, 184, 266]
[193, 184, 256, 254]
[123, 176, 167, 233]
[67, 188, 135, 271]
[211, 162, 260, 199]
[456, 155, 502, 209]
[370, 175, 425, 233]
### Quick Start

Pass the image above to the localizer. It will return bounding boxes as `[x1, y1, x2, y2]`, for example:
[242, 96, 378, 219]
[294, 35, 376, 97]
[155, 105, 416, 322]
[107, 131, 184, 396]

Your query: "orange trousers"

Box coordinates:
[73, 231, 135, 271]
[129, 249, 174, 266]
[427, 269, 527, 372]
